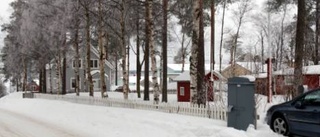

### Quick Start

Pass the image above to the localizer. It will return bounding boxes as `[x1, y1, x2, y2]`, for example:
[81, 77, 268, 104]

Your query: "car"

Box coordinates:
[114, 86, 131, 93]
[265, 88, 320, 137]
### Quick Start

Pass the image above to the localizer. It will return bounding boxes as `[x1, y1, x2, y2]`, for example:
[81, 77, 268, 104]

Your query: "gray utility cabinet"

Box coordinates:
[227, 77, 256, 131]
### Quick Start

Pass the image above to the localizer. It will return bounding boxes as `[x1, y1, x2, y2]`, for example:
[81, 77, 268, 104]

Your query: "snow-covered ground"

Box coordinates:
[0, 91, 284, 137]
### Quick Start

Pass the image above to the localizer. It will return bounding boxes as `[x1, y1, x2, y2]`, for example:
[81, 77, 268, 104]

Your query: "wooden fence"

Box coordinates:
[33, 93, 227, 121]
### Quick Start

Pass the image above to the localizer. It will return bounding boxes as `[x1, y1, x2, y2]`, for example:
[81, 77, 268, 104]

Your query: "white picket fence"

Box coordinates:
[33, 93, 227, 121]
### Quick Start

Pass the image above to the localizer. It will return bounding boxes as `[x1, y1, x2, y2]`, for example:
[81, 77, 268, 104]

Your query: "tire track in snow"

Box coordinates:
[0, 108, 85, 137]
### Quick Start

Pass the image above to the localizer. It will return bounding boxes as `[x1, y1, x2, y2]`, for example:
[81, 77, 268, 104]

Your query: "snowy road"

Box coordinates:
[0, 108, 84, 137]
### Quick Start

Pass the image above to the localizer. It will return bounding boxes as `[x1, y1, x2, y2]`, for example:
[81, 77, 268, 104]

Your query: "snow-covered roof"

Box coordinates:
[173, 70, 226, 81]
[46, 45, 114, 70]
[235, 62, 267, 73]
[273, 65, 320, 75]
[239, 75, 256, 82]
[167, 64, 229, 72]
[91, 70, 108, 77]
[90, 45, 114, 70]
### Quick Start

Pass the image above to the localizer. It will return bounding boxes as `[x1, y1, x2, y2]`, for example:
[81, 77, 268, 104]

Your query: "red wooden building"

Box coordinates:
[273, 65, 320, 95]
[26, 80, 39, 92]
[173, 70, 226, 102]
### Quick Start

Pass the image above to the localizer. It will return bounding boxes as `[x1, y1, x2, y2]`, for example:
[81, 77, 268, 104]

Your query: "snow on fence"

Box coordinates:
[33, 93, 227, 121]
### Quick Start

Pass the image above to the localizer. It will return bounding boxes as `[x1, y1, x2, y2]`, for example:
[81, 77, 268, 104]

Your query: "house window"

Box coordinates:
[71, 78, 81, 89]
[285, 76, 294, 85]
[72, 59, 82, 69]
[90, 59, 99, 68]
[180, 87, 185, 96]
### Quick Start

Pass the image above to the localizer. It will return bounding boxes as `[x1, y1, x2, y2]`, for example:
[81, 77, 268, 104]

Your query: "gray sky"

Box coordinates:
[0, 0, 14, 48]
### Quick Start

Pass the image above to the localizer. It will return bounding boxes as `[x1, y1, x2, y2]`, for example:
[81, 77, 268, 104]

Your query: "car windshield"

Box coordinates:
[298, 90, 320, 106]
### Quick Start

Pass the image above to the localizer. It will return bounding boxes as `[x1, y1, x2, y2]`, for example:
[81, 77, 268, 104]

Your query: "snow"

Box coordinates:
[167, 64, 229, 72]
[273, 65, 320, 75]
[0, 90, 284, 137]
[173, 70, 226, 81]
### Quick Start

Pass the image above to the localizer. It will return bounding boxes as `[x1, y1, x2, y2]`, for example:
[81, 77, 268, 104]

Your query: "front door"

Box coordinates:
[92, 79, 100, 91]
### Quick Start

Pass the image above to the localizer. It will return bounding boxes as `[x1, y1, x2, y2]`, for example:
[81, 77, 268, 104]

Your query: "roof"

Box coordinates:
[90, 45, 114, 70]
[46, 45, 114, 70]
[167, 64, 229, 72]
[230, 62, 267, 73]
[173, 70, 226, 81]
[91, 70, 108, 77]
[273, 65, 320, 75]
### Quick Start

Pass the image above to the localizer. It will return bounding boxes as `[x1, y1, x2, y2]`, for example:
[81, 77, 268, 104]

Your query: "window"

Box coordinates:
[302, 90, 320, 106]
[180, 87, 185, 96]
[90, 59, 98, 68]
[71, 78, 81, 89]
[72, 59, 82, 69]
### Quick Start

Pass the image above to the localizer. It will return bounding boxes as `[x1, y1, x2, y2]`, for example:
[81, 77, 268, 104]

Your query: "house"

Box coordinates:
[26, 80, 39, 92]
[221, 62, 267, 79]
[273, 65, 320, 95]
[167, 63, 228, 80]
[46, 45, 114, 93]
[173, 70, 226, 102]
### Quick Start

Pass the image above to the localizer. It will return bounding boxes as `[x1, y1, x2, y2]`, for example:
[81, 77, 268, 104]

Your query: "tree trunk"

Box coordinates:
[144, 0, 151, 101]
[136, 15, 141, 98]
[294, 0, 305, 97]
[161, 0, 168, 103]
[190, 0, 200, 104]
[85, 6, 94, 97]
[39, 68, 42, 93]
[49, 61, 53, 94]
[197, 0, 205, 105]
[210, 0, 215, 102]
[120, 0, 129, 99]
[181, 33, 186, 73]
[279, 6, 287, 69]
[56, 54, 62, 94]
[146, 0, 160, 104]
[219, 0, 226, 73]
[210, 0, 215, 70]
[260, 31, 264, 72]
[22, 58, 27, 91]
[40, 66, 46, 93]
[98, 0, 107, 98]
[43, 66, 47, 93]
[315, 0, 320, 65]
[62, 50, 66, 95]
[115, 56, 118, 86]
[73, 15, 80, 96]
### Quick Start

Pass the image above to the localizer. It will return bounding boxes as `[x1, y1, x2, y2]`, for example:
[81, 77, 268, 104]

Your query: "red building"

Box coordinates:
[273, 65, 320, 95]
[26, 80, 39, 92]
[173, 70, 226, 102]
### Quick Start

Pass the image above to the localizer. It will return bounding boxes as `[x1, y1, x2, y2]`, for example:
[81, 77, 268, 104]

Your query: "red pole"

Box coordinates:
[267, 58, 272, 103]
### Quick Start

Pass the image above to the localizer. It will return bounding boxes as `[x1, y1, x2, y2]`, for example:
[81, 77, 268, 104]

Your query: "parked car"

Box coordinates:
[114, 86, 131, 93]
[265, 88, 320, 137]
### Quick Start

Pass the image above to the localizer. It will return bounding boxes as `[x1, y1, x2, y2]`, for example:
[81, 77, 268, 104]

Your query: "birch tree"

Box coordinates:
[98, 0, 107, 98]
[190, 0, 201, 104]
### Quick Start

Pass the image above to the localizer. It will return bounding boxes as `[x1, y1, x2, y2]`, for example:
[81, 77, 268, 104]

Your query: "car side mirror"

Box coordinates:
[294, 101, 304, 109]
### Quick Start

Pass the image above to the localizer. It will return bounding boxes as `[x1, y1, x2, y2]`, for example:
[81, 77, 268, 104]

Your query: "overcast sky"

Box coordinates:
[0, 0, 14, 48]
